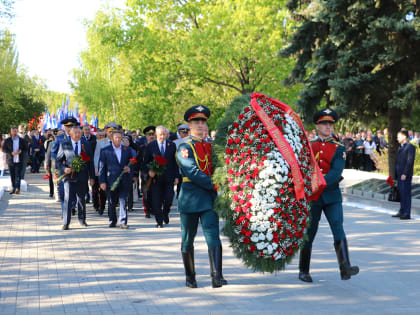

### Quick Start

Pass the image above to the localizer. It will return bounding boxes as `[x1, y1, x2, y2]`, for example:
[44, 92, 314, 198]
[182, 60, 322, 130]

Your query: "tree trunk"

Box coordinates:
[111, 95, 117, 122]
[387, 105, 402, 179]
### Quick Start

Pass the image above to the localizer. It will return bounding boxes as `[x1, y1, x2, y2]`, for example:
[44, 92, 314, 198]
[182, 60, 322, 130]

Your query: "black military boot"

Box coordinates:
[298, 247, 313, 283]
[334, 239, 359, 280]
[208, 245, 227, 288]
[181, 251, 197, 288]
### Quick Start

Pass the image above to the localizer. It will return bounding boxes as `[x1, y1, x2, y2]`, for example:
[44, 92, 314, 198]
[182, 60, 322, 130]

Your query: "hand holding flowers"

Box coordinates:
[57, 152, 91, 182]
[110, 156, 137, 191]
[145, 155, 167, 188]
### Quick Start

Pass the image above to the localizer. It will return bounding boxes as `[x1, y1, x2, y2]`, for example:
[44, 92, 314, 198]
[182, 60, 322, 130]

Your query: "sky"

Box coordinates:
[9, 0, 125, 93]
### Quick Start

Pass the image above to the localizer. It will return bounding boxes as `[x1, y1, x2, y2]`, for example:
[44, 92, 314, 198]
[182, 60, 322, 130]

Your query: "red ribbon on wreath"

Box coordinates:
[250, 93, 326, 201]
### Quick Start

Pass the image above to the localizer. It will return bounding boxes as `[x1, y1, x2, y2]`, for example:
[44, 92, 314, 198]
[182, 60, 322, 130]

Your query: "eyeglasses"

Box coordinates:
[179, 129, 189, 133]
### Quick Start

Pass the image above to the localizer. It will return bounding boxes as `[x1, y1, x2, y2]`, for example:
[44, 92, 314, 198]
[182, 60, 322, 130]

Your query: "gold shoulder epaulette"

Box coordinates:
[332, 140, 345, 147]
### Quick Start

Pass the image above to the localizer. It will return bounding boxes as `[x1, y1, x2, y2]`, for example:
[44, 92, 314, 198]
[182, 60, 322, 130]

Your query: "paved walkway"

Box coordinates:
[1, 172, 420, 314]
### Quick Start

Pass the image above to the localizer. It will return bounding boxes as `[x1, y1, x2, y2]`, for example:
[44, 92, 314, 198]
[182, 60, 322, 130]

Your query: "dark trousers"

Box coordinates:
[398, 178, 412, 216]
[31, 151, 41, 172]
[302, 201, 346, 249]
[363, 154, 376, 172]
[20, 153, 28, 179]
[150, 178, 175, 225]
[8, 162, 22, 191]
[63, 180, 87, 225]
[345, 151, 354, 169]
[92, 176, 106, 210]
[107, 185, 128, 225]
[48, 171, 54, 196]
[127, 181, 134, 210]
[141, 181, 152, 215]
[180, 210, 221, 252]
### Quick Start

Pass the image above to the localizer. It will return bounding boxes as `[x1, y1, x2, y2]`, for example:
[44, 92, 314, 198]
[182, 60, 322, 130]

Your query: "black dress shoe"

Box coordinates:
[61, 225, 69, 230]
[99, 208, 104, 215]
[49, 194, 54, 198]
[164, 214, 169, 224]
[109, 222, 116, 228]
[72, 209, 76, 216]
[145, 214, 151, 218]
[392, 212, 402, 217]
[400, 215, 411, 220]
[299, 272, 313, 283]
[79, 221, 88, 227]
[120, 224, 129, 229]
[9, 190, 15, 194]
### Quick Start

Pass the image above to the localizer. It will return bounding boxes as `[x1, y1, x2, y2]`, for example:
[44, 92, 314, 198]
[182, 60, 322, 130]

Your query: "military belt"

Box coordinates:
[182, 177, 191, 182]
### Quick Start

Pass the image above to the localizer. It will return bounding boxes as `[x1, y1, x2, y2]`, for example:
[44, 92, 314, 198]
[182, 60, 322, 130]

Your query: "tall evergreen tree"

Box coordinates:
[282, 0, 420, 177]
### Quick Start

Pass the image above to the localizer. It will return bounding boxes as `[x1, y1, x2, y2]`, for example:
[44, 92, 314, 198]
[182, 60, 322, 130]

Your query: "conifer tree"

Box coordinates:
[282, 0, 420, 177]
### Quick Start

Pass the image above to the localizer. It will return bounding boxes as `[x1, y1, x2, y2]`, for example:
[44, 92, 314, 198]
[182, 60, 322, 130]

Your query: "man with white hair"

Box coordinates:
[142, 126, 179, 227]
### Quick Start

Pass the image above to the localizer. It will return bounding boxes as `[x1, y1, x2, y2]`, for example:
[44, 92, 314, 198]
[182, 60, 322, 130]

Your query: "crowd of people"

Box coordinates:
[1, 105, 226, 288]
[1, 106, 417, 287]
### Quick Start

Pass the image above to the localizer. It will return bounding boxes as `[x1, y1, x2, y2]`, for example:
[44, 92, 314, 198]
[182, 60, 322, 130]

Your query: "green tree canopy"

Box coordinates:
[0, 30, 45, 133]
[72, 0, 301, 131]
[282, 0, 420, 176]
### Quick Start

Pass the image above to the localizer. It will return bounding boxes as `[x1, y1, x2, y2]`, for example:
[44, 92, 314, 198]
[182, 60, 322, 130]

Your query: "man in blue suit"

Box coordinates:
[30, 129, 45, 173]
[99, 129, 135, 229]
[56, 126, 94, 230]
[52, 117, 78, 208]
[392, 129, 416, 220]
[143, 126, 179, 228]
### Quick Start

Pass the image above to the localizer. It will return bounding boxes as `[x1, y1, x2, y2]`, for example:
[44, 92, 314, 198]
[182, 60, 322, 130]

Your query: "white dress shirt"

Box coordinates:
[71, 139, 81, 156]
[112, 143, 122, 164]
[12, 137, 20, 163]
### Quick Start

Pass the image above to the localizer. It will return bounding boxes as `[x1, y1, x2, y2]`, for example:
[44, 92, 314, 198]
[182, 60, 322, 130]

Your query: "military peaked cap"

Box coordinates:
[143, 126, 156, 134]
[313, 108, 338, 124]
[184, 105, 211, 122]
[60, 116, 78, 127]
[104, 122, 121, 131]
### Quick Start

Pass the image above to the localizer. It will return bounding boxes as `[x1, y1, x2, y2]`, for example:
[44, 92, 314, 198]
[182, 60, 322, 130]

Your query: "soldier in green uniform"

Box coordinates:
[299, 108, 359, 282]
[176, 105, 227, 289]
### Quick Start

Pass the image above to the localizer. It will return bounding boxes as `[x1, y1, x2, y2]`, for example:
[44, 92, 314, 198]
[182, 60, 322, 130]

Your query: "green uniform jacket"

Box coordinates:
[176, 136, 217, 213]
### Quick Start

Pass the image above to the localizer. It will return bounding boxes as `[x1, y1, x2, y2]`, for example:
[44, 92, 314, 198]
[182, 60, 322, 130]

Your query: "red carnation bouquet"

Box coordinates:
[57, 152, 91, 182]
[146, 155, 167, 188]
[111, 156, 137, 191]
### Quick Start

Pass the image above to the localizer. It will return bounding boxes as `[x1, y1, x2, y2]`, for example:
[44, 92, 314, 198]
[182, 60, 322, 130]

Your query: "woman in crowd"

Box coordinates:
[0, 133, 7, 176]
[363, 134, 377, 171]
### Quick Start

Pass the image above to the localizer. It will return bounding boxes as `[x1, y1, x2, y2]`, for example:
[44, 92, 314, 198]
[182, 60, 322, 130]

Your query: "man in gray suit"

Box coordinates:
[56, 126, 94, 230]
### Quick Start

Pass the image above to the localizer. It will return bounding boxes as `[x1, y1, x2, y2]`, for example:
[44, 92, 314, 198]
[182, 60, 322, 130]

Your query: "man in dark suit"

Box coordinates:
[2, 126, 27, 194]
[138, 126, 156, 218]
[143, 126, 179, 228]
[30, 129, 45, 173]
[56, 126, 94, 230]
[82, 124, 97, 204]
[18, 124, 31, 180]
[52, 117, 79, 210]
[392, 129, 416, 220]
[99, 129, 135, 229]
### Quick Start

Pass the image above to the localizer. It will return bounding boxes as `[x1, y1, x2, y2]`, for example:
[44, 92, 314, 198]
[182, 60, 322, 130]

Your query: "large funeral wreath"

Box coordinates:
[213, 93, 325, 273]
